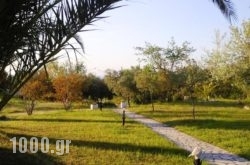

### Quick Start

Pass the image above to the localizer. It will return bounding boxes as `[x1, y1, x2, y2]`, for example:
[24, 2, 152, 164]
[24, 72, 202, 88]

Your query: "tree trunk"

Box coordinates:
[127, 97, 130, 107]
[25, 99, 35, 115]
[63, 98, 71, 111]
[150, 91, 154, 111]
[151, 102, 155, 112]
[192, 97, 195, 120]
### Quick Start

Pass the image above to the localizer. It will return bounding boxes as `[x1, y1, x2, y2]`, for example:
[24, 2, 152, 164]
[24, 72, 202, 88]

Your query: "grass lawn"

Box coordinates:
[0, 100, 199, 165]
[129, 100, 250, 160]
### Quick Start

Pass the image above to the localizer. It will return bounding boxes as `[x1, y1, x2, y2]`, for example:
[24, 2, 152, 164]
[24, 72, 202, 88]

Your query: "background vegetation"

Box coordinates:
[1, 20, 250, 114]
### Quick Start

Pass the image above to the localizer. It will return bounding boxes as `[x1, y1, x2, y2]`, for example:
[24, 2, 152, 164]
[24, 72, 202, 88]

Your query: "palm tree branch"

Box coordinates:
[212, 0, 237, 23]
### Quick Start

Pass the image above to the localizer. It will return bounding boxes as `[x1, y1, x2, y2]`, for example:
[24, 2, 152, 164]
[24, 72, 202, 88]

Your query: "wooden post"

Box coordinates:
[122, 109, 125, 126]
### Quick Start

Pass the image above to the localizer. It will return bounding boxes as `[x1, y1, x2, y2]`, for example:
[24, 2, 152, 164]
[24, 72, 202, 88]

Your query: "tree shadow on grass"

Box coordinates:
[137, 109, 246, 119]
[71, 139, 189, 156]
[170, 100, 242, 108]
[138, 110, 195, 118]
[0, 147, 64, 165]
[164, 119, 250, 131]
[8, 118, 136, 124]
[1, 130, 189, 159]
[0, 130, 63, 165]
[195, 100, 243, 108]
[0, 125, 32, 132]
[6, 106, 62, 113]
[35, 106, 64, 111]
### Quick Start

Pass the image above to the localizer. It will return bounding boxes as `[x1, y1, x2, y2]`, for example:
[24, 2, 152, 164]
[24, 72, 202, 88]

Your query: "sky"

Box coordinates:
[72, 0, 250, 76]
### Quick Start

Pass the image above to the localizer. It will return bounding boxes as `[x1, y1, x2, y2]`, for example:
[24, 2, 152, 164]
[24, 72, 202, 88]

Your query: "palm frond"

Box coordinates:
[0, 0, 121, 109]
[212, 0, 237, 23]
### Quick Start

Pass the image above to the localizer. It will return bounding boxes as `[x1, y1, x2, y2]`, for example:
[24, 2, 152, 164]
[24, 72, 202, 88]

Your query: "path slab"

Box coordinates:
[114, 109, 250, 165]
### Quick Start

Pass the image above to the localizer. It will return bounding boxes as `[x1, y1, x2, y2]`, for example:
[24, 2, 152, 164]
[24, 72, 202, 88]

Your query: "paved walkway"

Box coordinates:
[114, 109, 250, 165]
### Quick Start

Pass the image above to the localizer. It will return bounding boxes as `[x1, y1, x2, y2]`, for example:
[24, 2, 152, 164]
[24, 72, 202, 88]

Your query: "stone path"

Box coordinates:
[114, 109, 250, 165]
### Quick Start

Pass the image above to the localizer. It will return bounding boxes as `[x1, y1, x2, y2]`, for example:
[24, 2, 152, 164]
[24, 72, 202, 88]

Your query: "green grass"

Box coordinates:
[0, 100, 199, 165]
[129, 100, 250, 160]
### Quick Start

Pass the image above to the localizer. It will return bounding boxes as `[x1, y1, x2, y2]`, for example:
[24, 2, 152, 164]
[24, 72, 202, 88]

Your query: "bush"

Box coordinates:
[102, 102, 117, 108]
[0, 115, 8, 120]
[213, 83, 246, 99]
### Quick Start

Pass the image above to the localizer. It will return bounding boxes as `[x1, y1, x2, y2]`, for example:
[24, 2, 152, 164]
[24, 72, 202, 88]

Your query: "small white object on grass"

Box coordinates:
[189, 147, 203, 160]
[244, 105, 250, 110]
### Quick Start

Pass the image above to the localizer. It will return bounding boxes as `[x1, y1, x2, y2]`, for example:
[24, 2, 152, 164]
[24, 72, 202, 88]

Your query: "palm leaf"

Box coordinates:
[0, 0, 121, 110]
[212, 0, 237, 22]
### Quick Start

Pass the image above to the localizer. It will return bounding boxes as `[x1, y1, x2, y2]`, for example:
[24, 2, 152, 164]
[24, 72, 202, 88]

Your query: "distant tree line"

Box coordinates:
[15, 62, 112, 114]
[104, 20, 250, 106]
[1, 19, 250, 114]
